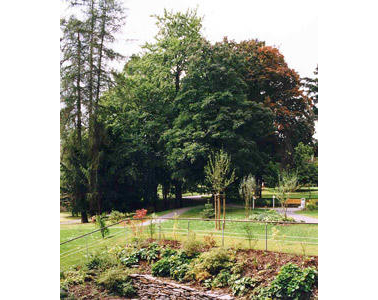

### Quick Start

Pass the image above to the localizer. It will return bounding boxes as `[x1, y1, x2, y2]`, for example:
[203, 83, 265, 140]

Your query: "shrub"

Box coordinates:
[231, 276, 260, 296]
[118, 281, 137, 297]
[120, 252, 139, 267]
[186, 248, 232, 280]
[61, 269, 86, 286]
[203, 234, 217, 249]
[212, 269, 232, 288]
[96, 267, 134, 296]
[200, 201, 215, 219]
[161, 247, 177, 258]
[151, 257, 171, 277]
[95, 214, 109, 238]
[85, 253, 117, 270]
[257, 263, 317, 299]
[152, 251, 192, 282]
[109, 210, 125, 223]
[306, 199, 318, 211]
[182, 233, 202, 257]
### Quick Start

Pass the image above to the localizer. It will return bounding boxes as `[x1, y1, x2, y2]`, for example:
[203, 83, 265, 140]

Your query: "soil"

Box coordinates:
[66, 240, 318, 299]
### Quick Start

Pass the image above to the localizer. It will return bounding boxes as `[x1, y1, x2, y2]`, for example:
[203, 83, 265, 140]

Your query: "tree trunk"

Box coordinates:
[214, 193, 217, 229]
[81, 210, 88, 223]
[174, 181, 182, 208]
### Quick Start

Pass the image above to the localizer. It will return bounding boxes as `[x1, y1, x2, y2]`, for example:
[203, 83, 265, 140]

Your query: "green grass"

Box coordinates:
[60, 212, 81, 223]
[61, 206, 318, 270]
[262, 187, 318, 199]
[295, 210, 318, 219]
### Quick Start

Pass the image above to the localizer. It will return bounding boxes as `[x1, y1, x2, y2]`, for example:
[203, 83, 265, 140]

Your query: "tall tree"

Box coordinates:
[60, 16, 89, 222]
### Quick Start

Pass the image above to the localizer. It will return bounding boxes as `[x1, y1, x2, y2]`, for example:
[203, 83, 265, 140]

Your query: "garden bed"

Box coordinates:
[61, 239, 317, 299]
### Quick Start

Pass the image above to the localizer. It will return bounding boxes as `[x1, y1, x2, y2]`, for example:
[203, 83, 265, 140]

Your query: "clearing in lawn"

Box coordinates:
[60, 206, 317, 270]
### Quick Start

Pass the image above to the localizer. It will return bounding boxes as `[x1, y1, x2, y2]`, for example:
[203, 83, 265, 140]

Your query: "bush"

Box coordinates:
[200, 201, 215, 219]
[108, 210, 125, 223]
[161, 247, 177, 258]
[61, 269, 87, 286]
[152, 251, 192, 282]
[186, 248, 233, 280]
[248, 209, 295, 222]
[306, 199, 318, 211]
[95, 214, 109, 238]
[212, 269, 231, 288]
[257, 263, 317, 299]
[231, 276, 260, 296]
[86, 253, 117, 271]
[96, 267, 135, 296]
[151, 257, 171, 277]
[182, 233, 202, 257]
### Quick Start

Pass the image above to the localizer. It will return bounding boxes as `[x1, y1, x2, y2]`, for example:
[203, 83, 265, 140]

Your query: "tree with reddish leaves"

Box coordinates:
[234, 40, 315, 167]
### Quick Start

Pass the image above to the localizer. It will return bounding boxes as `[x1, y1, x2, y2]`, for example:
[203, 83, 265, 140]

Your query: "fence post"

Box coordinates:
[265, 223, 268, 251]
[85, 234, 89, 262]
[222, 219, 225, 247]
[158, 220, 161, 242]
[187, 220, 190, 238]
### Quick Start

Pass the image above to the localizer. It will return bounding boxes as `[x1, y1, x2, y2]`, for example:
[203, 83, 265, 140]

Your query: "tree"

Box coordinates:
[292, 142, 318, 187]
[302, 66, 318, 120]
[60, 16, 89, 222]
[239, 174, 257, 218]
[204, 149, 236, 229]
[274, 170, 299, 218]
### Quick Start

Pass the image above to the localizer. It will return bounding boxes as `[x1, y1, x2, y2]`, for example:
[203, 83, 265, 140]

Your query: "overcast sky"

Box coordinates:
[61, 0, 318, 136]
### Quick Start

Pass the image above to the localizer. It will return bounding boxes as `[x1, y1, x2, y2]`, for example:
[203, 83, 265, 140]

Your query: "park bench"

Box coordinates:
[285, 198, 302, 207]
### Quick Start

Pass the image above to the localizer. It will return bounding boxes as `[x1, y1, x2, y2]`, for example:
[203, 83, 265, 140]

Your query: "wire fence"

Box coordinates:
[60, 216, 318, 269]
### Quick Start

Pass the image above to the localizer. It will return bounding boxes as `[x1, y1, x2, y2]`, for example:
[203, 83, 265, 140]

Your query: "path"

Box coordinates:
[60, 206, 200, 226]
[274, 207, 318, 223]
[228, 204, 318, 224]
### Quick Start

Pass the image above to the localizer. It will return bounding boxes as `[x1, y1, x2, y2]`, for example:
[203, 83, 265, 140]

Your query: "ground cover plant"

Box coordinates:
[61, 237, 318, 299]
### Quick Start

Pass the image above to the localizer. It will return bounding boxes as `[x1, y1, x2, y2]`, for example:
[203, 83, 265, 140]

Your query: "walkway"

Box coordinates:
[274, 207, 318, 223]
[60, 206, 199, 226]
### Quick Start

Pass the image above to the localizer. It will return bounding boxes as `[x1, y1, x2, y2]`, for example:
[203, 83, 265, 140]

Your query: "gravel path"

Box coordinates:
[273, 207, 318, 223]
[61, 206, 200, 226]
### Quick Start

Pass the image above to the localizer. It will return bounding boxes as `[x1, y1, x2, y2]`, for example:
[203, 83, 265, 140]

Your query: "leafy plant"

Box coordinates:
[152, 251, 192, 281]
[243, 223, 258, 249]
[95, 213, 109, 238]
[239, 174, 257, 217]
[96, 267, 135, 296]
[200, 200, 215, 219]
[203, 233, 217, 249]
[257, 263, 317, 299]
[231, 276, 260, 296]
[108, 210, 126, 223]
[186, 248, 232, 280]
[151, 257, 171, 277]
[182, 232, 202, 257]
[212, 269, 232, 287]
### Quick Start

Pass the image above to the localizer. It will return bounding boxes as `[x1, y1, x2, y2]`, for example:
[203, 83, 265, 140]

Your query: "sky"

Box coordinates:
[61, 0, 318, 135]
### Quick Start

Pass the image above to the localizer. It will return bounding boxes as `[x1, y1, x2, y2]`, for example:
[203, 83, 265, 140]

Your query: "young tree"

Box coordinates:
[239, 174, 257, 218]
[204, 149, 236, 229]
[274, 170, 299, 219]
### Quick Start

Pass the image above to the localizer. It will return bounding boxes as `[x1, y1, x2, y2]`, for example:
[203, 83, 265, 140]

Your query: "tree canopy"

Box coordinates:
[60, 6, 318, 221]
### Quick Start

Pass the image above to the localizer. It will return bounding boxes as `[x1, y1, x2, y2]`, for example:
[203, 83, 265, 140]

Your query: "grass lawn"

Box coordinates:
[295, 210, 318, 219]
[262, 187, 318, 199]
[61, 206, 317, 270]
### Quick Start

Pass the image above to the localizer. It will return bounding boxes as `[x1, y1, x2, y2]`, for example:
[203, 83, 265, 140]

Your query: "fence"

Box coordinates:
[60, 216, 318, 269]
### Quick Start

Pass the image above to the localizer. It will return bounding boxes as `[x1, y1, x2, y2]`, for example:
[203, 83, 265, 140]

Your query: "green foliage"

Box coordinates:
[151, 257, 171, 277]
[243, 224, 258, 249]
[239, 174, 257, 217]
[293, 142, 318, 186]
[108, 210, 126, 223]
[120, 243, 160, 266]
[84, 251, 118, 271]
[187, 248, 232, 280]
[182, 233, 203, 257]
[61, 269, 86, 286]
[161, 247, 178, 258]
[257, 263, 317, 300]
[95, 214, 109, 238]
[205, 149, 236, 193]
[96, 267, 135, 297]
[151, 251, 192, 282]
[231, 276, 260, 296]
[211, 269, 232, 288]
[200, 200, 215, 219]
[248, 210, 295, 222]
[306, 199, 318, 211]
